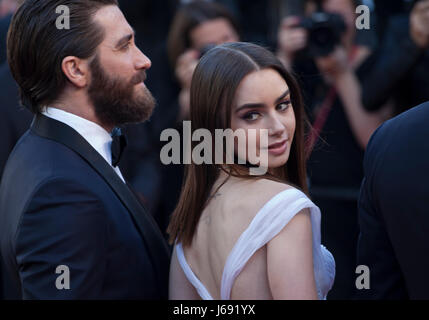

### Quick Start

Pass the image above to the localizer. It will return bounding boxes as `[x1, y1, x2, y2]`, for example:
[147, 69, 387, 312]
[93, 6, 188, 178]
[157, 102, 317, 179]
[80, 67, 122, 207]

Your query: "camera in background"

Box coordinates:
[299, 11, 346, 57]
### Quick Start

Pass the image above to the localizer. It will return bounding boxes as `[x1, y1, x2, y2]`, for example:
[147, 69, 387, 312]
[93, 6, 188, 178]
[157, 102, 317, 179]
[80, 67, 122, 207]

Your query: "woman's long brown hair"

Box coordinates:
[167, 42, 310, 247]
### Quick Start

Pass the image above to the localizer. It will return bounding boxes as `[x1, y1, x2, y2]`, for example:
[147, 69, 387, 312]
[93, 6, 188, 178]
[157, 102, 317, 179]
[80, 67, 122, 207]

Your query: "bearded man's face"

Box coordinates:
[87, 54, 155, 128]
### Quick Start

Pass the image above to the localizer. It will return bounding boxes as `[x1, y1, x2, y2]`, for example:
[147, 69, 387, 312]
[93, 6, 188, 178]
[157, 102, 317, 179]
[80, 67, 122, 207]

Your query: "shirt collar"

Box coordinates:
[41, 107, 114, 165]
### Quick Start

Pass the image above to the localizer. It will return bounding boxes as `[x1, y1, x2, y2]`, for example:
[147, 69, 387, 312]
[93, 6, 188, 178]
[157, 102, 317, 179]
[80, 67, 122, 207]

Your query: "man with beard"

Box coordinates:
[0, 0, 170, 299]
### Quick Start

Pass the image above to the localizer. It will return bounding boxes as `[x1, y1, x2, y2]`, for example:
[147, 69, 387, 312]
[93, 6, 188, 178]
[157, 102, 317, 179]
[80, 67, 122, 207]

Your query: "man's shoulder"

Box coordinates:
[11, 129, 87, 164]
[3, 130, 107, 192]
[0, 131, 120, 234]
[365, 102, 429, 172]
[386, 101, 429, 128]
[369, 102, 429, 145]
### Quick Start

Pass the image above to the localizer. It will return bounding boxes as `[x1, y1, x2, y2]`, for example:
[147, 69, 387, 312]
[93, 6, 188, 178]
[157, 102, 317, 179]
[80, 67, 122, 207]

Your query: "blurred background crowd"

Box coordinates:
[1, 0, 429, 300]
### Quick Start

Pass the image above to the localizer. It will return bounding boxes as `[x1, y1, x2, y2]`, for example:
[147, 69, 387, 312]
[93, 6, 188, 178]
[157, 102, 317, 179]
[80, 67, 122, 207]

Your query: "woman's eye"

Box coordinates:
[242, 112, 261, 121]
[277, 101, 291, 111]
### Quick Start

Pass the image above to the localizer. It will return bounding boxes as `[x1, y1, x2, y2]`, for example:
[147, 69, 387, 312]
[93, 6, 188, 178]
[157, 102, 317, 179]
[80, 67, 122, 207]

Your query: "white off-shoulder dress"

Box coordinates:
[176, 188, 335, 300]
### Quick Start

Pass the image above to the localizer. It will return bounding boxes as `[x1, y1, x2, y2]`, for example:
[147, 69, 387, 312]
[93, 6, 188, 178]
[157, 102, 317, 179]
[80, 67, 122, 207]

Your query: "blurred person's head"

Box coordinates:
[168, 42, 309, 245]
[322, 0, 361, 33]
[0, 0, 23, 17]
[7, 0, 155, 130]
[167, 0, 240, 68]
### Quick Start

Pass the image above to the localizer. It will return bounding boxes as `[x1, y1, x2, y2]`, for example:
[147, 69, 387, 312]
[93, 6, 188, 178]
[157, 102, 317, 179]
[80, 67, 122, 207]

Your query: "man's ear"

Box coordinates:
[61, 56, 90, 88]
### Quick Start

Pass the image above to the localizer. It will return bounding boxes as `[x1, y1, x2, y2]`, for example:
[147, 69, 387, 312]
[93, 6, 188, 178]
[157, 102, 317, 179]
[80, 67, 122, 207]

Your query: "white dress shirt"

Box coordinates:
[42, 107, 126, 183]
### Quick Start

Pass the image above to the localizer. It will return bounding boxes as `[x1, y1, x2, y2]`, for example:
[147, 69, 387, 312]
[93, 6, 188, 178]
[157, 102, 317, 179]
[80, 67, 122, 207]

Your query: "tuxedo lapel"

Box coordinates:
[31, 114, 170, 293]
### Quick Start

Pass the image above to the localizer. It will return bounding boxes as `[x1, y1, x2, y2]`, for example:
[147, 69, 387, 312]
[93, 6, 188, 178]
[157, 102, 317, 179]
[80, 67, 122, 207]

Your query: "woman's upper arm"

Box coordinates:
[266, 208, 318, 300]
[169, 246, 201, 300]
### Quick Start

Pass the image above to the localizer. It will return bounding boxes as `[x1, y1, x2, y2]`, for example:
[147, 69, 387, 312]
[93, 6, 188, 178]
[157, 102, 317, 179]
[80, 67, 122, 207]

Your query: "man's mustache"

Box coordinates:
[131, 71, 147, 85]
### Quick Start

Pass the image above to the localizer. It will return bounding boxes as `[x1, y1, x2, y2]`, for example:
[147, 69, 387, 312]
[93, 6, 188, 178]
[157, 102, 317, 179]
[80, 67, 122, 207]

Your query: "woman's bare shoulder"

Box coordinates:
[254, 177, 295, 190]
[227, 178, 297, 218]
[248, 178, 296, 199]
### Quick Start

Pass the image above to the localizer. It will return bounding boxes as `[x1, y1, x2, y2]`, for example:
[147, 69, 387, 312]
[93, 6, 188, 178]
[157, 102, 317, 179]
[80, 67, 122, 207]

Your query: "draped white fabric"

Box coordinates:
[176, 188, 335, 300]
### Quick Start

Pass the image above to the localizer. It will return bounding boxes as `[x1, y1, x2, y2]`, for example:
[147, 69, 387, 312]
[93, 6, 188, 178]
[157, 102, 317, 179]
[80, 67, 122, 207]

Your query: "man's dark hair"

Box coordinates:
[7, 0, 118, 114]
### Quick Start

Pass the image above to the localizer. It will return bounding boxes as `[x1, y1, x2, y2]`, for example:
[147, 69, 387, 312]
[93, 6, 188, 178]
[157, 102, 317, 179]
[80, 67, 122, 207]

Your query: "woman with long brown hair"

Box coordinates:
[167, 42, 335, 300]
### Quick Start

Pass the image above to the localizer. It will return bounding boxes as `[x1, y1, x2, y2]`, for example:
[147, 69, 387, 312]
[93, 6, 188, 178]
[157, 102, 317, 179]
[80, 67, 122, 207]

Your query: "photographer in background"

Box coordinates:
[166, 1, 239, 121]
[362, 0, 429, 115]
[276, 0, 388, 299]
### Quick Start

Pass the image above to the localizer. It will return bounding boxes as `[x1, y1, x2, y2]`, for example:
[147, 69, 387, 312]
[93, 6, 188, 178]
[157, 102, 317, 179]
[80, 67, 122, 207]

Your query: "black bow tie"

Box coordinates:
[111, 127, 127, 167]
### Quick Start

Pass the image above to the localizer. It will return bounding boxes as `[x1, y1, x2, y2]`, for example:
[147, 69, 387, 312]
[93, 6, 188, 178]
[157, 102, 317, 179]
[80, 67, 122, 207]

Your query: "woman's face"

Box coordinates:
[230, 68, 296, 170]
[190, 17, 239, 52]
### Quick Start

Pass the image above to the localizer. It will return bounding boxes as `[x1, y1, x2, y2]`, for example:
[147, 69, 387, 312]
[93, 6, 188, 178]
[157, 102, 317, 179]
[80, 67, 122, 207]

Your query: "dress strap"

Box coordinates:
[176, 243, 214, 300]
[220, 188, 322, 299]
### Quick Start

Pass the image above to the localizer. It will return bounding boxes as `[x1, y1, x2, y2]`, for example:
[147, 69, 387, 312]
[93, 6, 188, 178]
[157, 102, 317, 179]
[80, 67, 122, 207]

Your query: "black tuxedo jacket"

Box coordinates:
[0, 114, 170, 299]
[356, 102, 429, 299]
